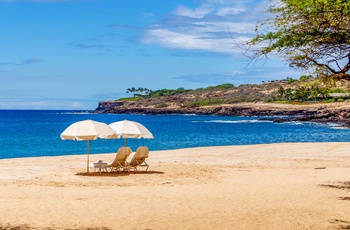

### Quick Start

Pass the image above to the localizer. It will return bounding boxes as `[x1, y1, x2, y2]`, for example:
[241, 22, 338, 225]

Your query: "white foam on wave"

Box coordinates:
[58, 111, 92, 115]
[181, 114, 198, 116]
[327, 123, 350, 130]
[282, 121, 350, 130]
[193, 119, 272, 124]
[330, 126, 349, 130]
[282, 121, 304, 125]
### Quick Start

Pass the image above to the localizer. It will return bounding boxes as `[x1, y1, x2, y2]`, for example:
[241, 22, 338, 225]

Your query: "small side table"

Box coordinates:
[93, 162, 108, 173]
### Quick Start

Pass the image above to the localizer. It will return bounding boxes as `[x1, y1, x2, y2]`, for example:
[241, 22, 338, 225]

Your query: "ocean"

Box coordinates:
[1, 110, 350, 159]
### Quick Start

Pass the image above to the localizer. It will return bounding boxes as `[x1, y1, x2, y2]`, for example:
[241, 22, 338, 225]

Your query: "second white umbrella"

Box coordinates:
[109, 119, 154, 146]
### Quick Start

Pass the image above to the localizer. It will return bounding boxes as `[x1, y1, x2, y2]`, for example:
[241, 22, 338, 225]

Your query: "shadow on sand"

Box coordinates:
[330, 219, 350, 229]
[320, 181, 350, 229]
[319, 181, 350, 190]
[76, 170, 164, 177]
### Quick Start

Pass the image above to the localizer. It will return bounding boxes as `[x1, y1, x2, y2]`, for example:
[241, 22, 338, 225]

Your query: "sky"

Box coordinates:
[0, 0, 304, 110]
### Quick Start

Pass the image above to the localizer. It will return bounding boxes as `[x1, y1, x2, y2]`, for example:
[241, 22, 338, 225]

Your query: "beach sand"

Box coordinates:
[1, 142, 350, 230]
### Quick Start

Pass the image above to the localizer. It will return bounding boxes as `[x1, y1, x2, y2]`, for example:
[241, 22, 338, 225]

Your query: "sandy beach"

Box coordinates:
[1, 142, 350, 230]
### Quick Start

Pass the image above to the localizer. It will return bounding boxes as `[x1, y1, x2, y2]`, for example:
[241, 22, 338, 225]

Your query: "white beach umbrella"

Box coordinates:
[109, 120, 154, 147]
[60, 119, 119, 173]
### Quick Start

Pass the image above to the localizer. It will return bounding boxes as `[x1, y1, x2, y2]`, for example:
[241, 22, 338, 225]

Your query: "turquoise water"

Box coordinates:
[1, 110, 350, 159]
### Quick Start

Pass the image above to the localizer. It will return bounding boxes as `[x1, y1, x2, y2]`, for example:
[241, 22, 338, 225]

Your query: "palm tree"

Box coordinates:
[285, 88, 293, 102]
[309, 86, 320, 101]
[126, 88, 131, 97]
[138, 87, 144, 95]
[131, 87, 136, 97]
[144, 88, 151, 97]
[277, 86, 285, 100]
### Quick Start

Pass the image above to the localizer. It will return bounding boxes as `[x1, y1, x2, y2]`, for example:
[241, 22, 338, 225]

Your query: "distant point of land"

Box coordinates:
[96, 79, 350, 127]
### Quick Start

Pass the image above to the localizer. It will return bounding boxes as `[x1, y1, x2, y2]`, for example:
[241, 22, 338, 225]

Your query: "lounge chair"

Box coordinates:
[108, 147, 132, 172]
[127, 146, 149, 171]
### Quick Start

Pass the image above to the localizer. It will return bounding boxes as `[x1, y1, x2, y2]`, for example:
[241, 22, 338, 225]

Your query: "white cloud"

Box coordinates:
[174, 5, 213, 18]
[141, 28, 250, 54]
[216, 7, 245, 16]
[193, 21, 256, 34]
[140, 0, 265, 55]
[175, 66, 305, 86]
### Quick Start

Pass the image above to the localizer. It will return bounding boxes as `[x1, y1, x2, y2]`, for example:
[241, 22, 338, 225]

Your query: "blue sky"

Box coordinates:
[0, 0, 303, 110]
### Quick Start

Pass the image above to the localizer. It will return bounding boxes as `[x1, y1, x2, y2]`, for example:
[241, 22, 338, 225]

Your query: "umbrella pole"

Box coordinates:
[87, 140, 90, 173]
[124, 138, 126, 147]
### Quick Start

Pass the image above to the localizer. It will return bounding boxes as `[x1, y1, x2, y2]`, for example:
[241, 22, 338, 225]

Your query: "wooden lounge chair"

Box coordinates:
[108, 147, 132, 172]
[127, 146, 149, 171]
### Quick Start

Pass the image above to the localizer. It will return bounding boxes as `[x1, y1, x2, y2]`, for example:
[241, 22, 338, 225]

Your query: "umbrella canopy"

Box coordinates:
[109, 120, 154, 146]
[61, 119, 118, 141]
[60, 119, 119, 173]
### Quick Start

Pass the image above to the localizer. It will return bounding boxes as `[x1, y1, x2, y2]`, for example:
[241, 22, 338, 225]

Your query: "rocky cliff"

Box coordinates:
[95, 101, 350, 127]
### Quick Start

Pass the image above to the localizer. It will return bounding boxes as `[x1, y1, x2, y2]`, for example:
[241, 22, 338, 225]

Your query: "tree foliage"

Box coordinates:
[126, 87, 152, 97]
[250, 0, 350, 80]
[277, 85, 330, 102]
[150, 87, 191, 97]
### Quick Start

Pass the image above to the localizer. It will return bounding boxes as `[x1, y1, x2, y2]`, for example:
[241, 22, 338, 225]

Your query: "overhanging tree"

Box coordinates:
[250, 0, 350, 80]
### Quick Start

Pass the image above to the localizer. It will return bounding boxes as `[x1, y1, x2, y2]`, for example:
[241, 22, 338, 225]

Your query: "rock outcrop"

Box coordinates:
[95, 101, 350, 127]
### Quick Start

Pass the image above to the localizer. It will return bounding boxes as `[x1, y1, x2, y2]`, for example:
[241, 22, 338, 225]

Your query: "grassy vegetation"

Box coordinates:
[150, 87, 191, 97]
[198, 83, 234, 91]
[187, 98, 224, 108]
[116, 97, 140, 101]
[148, 84, 234, 98]
[115, 79, 350, 109]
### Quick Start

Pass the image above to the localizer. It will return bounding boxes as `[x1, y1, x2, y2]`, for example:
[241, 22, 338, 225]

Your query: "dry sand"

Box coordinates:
[1, 142, 350, 230]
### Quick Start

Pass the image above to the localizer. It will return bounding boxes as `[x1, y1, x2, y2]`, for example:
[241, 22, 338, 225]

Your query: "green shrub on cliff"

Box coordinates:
[118, 79, 350, 109]
[116, 97, 139, 101]
[187, 98, 224, 108]
[205, 84, 234, 91]
[323, 99, 335, 103]
[150, 87, 192, 97]
[148, 84, 234, 98]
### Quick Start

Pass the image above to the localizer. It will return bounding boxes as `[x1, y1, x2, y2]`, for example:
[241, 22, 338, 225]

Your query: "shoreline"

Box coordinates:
[95, 102, 350, 127]
[1, 142, 350, 229]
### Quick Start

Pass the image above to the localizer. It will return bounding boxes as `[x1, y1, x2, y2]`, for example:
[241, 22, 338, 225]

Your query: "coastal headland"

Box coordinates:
[96, 101, 350, 126]
[1, 143, 350, 229]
